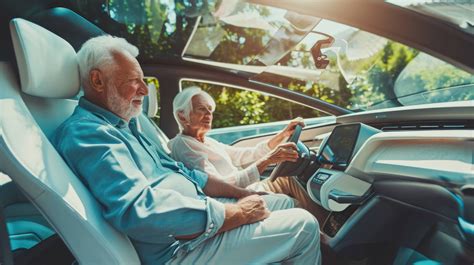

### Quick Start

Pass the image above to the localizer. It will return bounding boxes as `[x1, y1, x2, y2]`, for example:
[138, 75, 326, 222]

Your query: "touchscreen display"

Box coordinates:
[320, 124, 360, 167]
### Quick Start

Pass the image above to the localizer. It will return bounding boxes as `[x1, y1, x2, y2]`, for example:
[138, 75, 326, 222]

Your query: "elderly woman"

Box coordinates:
[168, 87, 327, 219]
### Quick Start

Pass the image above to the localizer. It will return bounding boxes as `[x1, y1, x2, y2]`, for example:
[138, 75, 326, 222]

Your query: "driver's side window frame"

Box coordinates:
[180, 78, 330, 145]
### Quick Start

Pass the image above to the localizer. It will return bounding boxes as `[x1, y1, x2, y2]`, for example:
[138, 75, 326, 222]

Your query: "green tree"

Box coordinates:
[72, 1, 472, 126]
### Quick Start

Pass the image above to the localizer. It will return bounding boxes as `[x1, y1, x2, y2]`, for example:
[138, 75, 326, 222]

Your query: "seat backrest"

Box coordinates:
[139, 83, 171, 153]
[0, 18, 141, 264]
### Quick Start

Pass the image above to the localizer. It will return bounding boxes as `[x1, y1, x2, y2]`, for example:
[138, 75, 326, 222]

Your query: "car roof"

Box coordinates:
[1, 0, 473, 73]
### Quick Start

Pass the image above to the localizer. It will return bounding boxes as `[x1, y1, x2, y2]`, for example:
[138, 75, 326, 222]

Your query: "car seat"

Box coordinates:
[0, 18, 142, 264]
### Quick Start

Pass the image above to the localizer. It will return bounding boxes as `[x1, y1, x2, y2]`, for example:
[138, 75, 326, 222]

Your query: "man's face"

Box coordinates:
[105, 52, 148, 121]
[187, 95, 214, 133]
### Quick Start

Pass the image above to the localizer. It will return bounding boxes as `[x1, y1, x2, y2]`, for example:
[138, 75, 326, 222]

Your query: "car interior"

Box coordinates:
[0, 1, 473, 265]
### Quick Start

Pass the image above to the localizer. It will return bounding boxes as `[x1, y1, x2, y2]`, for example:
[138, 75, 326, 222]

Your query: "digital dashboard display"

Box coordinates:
[319, 124, 360, 168]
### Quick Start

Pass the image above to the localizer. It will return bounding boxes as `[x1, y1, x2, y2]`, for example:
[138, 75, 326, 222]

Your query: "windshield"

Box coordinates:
[75, 0, 474, 113]
[181, 1, 474, 112]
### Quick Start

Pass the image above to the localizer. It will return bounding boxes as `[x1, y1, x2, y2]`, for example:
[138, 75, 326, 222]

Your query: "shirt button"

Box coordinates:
[209, 223, 214, 228]
[205, 233, 209, 237]
[207, 228, 212, 233]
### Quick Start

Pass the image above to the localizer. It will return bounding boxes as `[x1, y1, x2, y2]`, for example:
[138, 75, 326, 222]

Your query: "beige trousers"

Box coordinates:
[250, 176, 329, 224]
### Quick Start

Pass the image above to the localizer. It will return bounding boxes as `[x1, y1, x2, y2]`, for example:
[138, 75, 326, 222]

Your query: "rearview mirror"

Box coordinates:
[311, 33, 334, 69]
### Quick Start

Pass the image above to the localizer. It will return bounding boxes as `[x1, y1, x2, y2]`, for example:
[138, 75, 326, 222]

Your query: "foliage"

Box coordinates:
[71, 0, 198, 62]
[348, 42, 419, 110]
[182, 80, 325, 129]
[72, 0, 473, 128]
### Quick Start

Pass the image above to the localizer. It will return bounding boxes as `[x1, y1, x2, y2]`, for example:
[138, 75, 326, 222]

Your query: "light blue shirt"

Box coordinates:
[52, 97, 225, 265]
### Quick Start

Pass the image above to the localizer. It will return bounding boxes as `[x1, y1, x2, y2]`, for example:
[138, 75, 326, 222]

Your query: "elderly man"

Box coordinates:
[52, 35, 321, 265]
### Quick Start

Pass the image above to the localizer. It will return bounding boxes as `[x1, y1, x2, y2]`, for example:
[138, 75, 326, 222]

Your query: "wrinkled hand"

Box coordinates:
[280, 117, 305, 138]
[256, 142, 299, 173]
[265, 142, 299, 164]
[266, 117, 305, 151]
[237, 195, 270, 224]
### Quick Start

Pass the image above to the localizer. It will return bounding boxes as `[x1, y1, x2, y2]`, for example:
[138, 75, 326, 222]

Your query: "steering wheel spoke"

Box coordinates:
[269, 124, 310, 181]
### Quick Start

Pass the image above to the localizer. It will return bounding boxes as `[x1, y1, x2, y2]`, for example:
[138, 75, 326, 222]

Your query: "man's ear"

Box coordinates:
[90, 69, 106, 93]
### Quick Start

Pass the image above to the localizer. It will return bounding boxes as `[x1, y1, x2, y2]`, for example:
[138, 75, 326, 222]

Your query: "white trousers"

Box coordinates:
[168, 194, 321, 265]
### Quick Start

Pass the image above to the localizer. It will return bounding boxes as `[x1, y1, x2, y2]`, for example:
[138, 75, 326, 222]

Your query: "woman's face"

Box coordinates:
[188, 94, 214, 134]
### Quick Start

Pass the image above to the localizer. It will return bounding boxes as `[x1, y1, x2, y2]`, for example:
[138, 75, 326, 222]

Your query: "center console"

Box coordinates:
[306, 123, 379, 235]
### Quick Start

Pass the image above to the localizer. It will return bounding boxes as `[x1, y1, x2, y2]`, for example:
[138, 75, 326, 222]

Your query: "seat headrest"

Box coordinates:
[9, 18, 80, 98]
[145, 83, 159, 118]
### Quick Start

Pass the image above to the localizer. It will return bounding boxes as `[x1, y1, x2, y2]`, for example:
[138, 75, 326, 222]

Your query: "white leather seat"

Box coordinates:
[0, 18, 141, 264]
[141, 81, 171, 153]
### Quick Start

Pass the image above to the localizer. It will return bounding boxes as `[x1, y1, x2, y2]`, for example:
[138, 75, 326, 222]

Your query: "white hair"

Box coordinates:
[173, 86, 216, 131]
[77, 35, 139, 92]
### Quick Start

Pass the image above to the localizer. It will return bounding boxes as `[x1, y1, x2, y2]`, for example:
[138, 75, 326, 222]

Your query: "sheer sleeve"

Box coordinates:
[218, 139, 271, 168]
[169, 136, 267, 187]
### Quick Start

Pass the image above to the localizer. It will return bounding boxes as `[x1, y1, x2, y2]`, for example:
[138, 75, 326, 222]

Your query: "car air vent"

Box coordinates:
[381, 123, 470, 131]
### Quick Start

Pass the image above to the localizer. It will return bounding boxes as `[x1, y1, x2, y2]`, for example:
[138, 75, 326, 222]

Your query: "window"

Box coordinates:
[181, 80, 332, 144]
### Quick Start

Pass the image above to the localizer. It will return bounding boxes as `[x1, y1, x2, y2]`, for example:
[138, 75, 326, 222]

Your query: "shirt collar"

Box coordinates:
[78, 97, 129, 128]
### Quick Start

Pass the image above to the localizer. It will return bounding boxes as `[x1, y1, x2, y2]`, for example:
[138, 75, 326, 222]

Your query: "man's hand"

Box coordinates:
[237, 195, 271, 224]
[177, 195, 270, 240]
[218, 194, 270, 234]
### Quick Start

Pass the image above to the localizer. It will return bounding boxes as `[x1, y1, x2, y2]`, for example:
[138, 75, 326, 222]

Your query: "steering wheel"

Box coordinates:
[269, 124, 310, 181]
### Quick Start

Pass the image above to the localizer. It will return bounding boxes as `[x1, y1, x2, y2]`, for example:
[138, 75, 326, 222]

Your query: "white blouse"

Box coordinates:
[168, 134, 271, 188]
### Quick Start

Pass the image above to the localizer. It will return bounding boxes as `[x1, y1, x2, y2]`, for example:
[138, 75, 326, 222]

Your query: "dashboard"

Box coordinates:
[304, 123, 474, 237]
[232, 106, 474, 261]
[307, 123, 379, 211]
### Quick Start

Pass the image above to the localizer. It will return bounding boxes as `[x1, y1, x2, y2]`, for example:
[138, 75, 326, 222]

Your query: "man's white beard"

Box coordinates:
[107, 85, 143, 121]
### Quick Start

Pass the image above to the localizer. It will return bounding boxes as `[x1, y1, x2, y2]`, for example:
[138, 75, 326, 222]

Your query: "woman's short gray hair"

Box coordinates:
[77, 35, 139, 92]
[173, 86, 216, 131]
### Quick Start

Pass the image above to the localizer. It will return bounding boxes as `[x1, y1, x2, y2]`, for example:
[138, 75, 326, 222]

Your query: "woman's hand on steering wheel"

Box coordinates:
[256, 142, 299, 174]
[268, 123, 306, 181]
[281, 117, 305, 138]
[268, 118, 305, 150]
